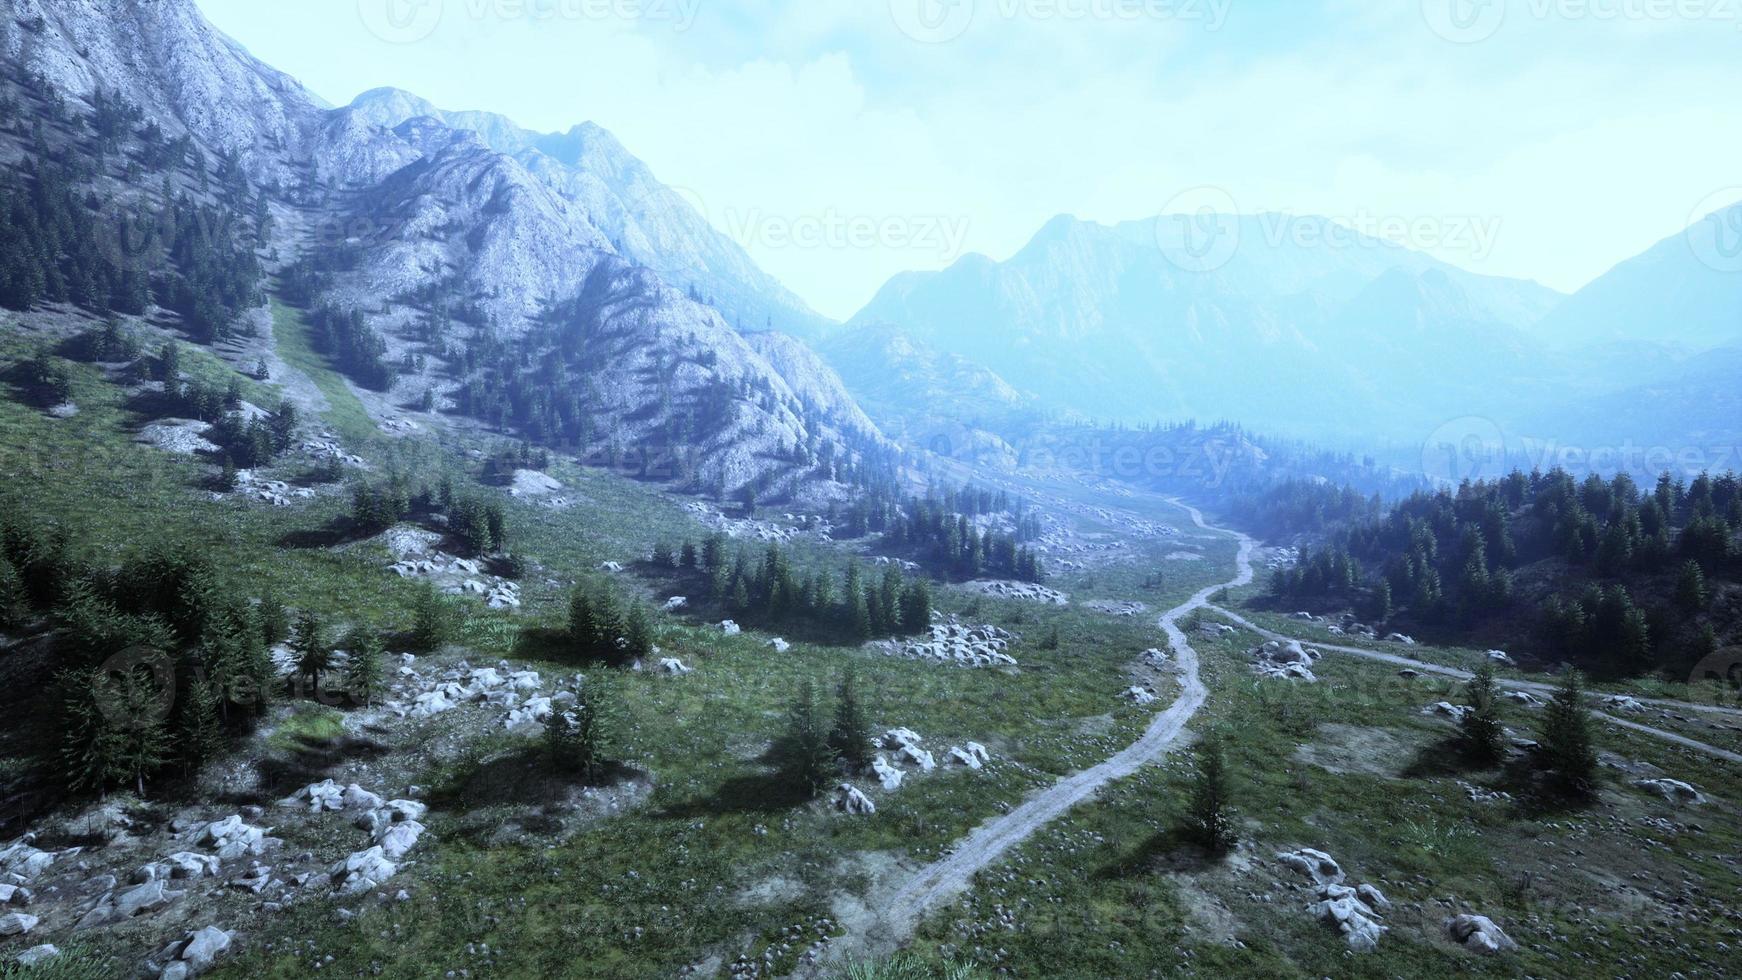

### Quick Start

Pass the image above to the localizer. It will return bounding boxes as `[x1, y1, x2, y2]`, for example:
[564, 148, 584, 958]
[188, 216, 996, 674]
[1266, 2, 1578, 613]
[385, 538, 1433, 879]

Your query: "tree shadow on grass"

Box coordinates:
[1093, 825, 1225, 881]
[1399, 735, 1482, 779]
[249, 731, 391, 802]
[657, 754, 813, 819]
[511, 627, 629, 669]
[427, 745, 643, 811]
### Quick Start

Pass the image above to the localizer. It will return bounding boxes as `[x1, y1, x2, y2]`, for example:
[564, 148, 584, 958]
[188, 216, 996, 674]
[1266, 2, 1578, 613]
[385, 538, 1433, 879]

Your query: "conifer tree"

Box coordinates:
[1459, 661, 1506, 765]
[176, 678, 225, 776]
[343, 628, 386, 707]
[1185, 736, 1238, 856]
[777, 680, 837, 798]
[1676, 560, 1709, 613]
[1539, 668, 1598, 798]
[829, 668, 874, 772]
[411, 584, 454, 652]
[622, 602, 653, 662]
[291, 611, 330, 694]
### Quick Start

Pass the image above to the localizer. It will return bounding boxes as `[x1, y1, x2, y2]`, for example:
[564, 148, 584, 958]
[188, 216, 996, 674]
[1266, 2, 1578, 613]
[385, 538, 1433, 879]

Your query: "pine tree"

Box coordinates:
[290, 611, 330, 693]
[1539, 668, 1598, 799]
[622, 603, 653, 662]
[568, 587, 598, 655]
[1184, 736, 1238, 856]
[258, 591, 289, 647]
[1676, 560, 1709, 613]
[411, 584, 454, 652]
[776, 680, 837, 798]
[176, 678, 225, 776]
[547, 680, 607, 781]
[898, 580, 932, 634]
[61, 663, 172, 797]
[0, 553, 23, 629]
[343, 629, 385, 707]
[1459, 661, 1506, 765]
[216, 455, 237, 492]
[829, 668, 874, 772]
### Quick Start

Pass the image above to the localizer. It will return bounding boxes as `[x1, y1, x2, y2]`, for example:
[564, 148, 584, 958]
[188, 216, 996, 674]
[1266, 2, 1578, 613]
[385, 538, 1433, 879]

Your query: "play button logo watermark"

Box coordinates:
[359, 0, 445, 43]
[891, 0, 976, 43]
[1422, 0, 1507, 43]
[1689, 646, 1742, 694]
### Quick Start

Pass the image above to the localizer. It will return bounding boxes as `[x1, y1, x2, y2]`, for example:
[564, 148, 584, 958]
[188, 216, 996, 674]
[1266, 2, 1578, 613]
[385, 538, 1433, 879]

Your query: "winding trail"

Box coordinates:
[864, 501, 1254, 947]
[1209, 605, 1742, 766]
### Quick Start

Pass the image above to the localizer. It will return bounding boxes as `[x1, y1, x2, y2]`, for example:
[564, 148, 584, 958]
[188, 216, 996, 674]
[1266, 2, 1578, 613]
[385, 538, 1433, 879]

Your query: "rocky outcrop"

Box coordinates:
[1446, 913, 1517, 954]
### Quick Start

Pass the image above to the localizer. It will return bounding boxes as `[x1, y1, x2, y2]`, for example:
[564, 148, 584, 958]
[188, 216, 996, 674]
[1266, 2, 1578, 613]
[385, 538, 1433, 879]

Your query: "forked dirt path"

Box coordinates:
[835, 501, 1254, 960]
[1208, 606, 1742, 766]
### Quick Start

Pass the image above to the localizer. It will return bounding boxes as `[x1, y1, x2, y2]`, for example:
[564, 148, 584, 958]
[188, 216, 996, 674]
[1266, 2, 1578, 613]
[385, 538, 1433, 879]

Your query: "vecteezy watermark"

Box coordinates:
[719, 208, 972, 258]
[358, 0, 703, 44]
[92, 646, 178, 730]
[1423, 0, 1742, 43]
[1154, 188, 1504, 274]
[1154, 186, 1242, 274]
[1689, 646, 1742, 694]
[1687, 188, 1742, 274]
[890, 0, 1233, 44]
[1422, 416, 1509, 485]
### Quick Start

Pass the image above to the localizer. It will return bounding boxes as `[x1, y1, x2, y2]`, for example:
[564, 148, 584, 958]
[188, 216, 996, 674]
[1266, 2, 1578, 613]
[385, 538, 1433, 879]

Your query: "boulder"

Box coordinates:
[116, 879, 182, 917]
[342, 784, 385, 812]
[882, 728, 924, 750]
[658, 657, 693, 675]
[1422, 702, 1472, 723]
[719, 620, 742, 636]
[1501, 691, 1542, 707]
[0, 883, 29, 906]
[15, 944, 58, 966]
[198, 816, 269, 861]
[599, 562, 625, 573]
[661, 596, 688, 611]
[767, 637, 791, 653]
[375, 821, 426, 860]
[163, 852, 221, 881]
[0, 912, 38, 936]
[330, 846, 397, 896]
[1633, 778, 1706, 806]
[1309, 885, 1386, 952]
[281, 779, 345, 812]
[835, 784, 876, 816]
[1486, 650, 1516, 667]
[1385, 633, 1417, 646]
[871, 755, 905, 791]
[1123, 686, 1158, 707]
[1276, 848, 1345, 885]
[1446, 913, 1517, 954]
[1357, 883, 1391, 911]
[175, 925, 234, 973]
[949, 743, 991, 770]
[0, 838, 55, 881]
[898, 744, 938, 772]
[1601, 695, 1646, 713]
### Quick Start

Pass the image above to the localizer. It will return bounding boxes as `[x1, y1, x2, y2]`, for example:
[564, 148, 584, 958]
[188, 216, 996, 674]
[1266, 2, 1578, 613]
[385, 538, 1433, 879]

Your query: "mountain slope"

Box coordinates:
[0, 0, 882, 500]
[1530, 203, 1742, 351]
[343, 87, 833, 338]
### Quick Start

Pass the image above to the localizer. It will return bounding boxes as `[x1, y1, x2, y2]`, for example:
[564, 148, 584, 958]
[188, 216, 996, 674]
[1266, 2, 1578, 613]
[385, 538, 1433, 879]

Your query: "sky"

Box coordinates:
[195, 0, 1742, 321]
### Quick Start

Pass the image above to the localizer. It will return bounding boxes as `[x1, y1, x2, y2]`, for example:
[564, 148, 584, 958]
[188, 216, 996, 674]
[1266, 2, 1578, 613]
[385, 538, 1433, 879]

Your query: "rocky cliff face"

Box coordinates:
[0, 0, 880, 499]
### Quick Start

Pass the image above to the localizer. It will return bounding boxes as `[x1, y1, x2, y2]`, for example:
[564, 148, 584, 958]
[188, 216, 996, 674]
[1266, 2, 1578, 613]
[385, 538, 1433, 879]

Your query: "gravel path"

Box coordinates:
[866, 500, 1253, 946]
[1209, 606, 1742, 765]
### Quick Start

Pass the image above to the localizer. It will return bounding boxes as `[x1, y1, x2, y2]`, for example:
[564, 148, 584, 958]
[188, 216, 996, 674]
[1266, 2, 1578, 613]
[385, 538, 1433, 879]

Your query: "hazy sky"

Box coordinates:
[196, 0, 1742, 320]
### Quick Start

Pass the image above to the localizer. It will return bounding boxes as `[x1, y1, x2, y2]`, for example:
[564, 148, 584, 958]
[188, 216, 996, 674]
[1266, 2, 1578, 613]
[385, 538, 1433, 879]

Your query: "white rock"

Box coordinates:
[948, 746, 984, 770]
[599, 561, 625, 573]
[330, 846, 397, 896]
[1601, 695, 1647, 713]
[1309, 887, 1386, 952]
[1123, 686, 1158, 707]
[342, 784, 385, 812]
[898, 744, 937, 772]
[375, 820, 426, 860]
[1446, 913, 1517, 954]
[0, 912, 38, 936]
[871, 755, 905, 791]
[1357, 883, 1391, 911]
[657, 658, 693, 675]
[15, 944, 58, 966]
[719, 620, 742, 636]
[767, 637, 791, 653]
[1422, 702, 1472, 723]
[1486, 650, 1516, 667]
[835, 784, 876, 815]
[1276, 848, 1345, 885]
[174, 926, 234, 973]
[662, 596, 688, 611]
[882, 728, 924, 750]
[1633, 778, 1706, 806]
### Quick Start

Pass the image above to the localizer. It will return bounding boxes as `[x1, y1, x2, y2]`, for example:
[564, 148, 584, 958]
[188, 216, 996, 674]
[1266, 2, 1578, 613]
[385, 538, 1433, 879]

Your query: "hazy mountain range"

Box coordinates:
[3, 0, 1738, 480]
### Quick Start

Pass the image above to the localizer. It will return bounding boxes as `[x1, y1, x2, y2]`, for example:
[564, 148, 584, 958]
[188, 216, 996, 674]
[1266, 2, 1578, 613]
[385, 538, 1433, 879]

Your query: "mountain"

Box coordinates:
[847, 213, 1564, 443]
[342, 87, 833, 339]
[0, 0, 881, 500]
[1530, 203, 1742, 351]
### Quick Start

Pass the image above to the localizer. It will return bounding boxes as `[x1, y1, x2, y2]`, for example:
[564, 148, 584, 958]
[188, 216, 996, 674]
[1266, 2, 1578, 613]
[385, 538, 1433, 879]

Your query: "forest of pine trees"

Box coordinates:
[834, 484, 1045, 583]
[0, 95, 263, 341]
[650, 534, 933, 641]
[1263, 469, 1740, 677]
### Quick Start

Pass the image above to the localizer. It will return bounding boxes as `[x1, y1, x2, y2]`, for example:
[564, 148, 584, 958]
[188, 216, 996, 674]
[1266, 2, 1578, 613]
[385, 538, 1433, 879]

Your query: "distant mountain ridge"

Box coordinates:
[846, 212, 1565, 443]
